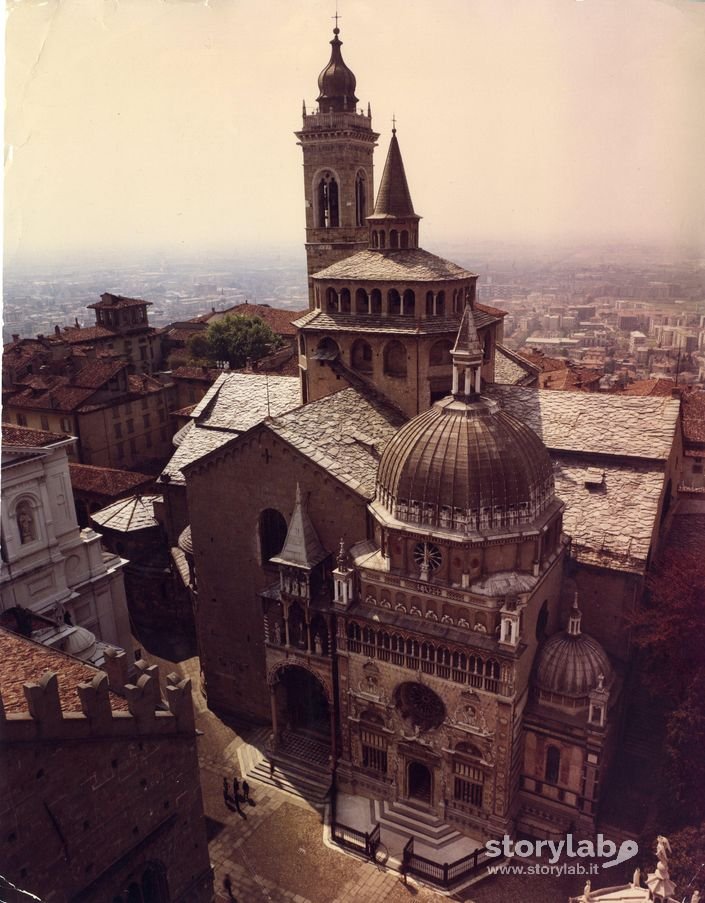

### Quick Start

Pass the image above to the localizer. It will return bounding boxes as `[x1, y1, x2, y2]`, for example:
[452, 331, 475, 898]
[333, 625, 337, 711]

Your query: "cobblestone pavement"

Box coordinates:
[142, 650, 605, 903]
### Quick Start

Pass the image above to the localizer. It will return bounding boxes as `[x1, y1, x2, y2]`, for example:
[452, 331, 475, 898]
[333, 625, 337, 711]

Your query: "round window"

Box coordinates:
[413, 542, 442, 572]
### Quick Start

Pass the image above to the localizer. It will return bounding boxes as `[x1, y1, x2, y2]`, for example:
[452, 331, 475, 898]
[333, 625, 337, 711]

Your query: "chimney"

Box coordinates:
[37, 334, 44, 341]
[54, 325, 61, 335]
[12, 334, 19, 343]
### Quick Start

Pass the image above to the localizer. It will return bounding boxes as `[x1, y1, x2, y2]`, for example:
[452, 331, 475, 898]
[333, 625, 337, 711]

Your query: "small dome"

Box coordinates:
[63, 626, 97, 661]
[376, 395, 555, 533]
[534, 607, 612, 700]
[178, 525, 193, 556]
[317, 28, 358, 112]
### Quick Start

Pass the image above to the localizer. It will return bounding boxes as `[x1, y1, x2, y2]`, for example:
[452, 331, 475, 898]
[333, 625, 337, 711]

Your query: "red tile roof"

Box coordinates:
[475, 302, 508, 318]
[0, 628, 128, 713]
[683, 389, 705, 444]
[171, 366, 221, 382]
[69, 463, 155, 497]
[61, 325, 118, 344]
[73, 359, 128, 389]
[204, 303, 308, 336]
[2, 423, 71, 447]
[5, 384, 97, 413]
[613, 378, 676, 397]
[88, 292, 152, 310]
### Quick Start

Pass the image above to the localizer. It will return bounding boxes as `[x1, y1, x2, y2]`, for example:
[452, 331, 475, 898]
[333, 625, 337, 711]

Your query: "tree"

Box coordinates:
[631, 546, 705, 825]
[186, 315, 283, 369]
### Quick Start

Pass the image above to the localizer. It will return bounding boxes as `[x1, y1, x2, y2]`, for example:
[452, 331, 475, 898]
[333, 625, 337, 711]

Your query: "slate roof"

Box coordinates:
[554, 457, 666, 571]
[369, 131, 417, 220]
[91, 495, 162, 532]
[265, 388, 406, 499]
[160, 372, 301, 484]
[310, 248, 477, 282]
[0, 628, 128, 713]
[484, 386, 680, 461]
[293, 307, 500, 335]
[69, 464, 154, 498]
[682, 388, 705, 445]
[494, 345, 539, 386]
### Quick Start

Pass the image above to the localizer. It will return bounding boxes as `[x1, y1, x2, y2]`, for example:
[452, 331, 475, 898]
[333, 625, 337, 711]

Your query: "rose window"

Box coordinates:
[394, 681, 446, 732]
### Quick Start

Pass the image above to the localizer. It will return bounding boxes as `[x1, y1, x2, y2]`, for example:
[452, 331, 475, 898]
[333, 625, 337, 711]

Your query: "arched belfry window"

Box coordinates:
[317, 172, 339, 228]
[355, 171, 367, 227]
[260, 509, 287, 563]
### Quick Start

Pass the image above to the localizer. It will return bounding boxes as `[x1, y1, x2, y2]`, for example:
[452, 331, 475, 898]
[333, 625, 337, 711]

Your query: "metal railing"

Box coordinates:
[402, 835, 502, 889]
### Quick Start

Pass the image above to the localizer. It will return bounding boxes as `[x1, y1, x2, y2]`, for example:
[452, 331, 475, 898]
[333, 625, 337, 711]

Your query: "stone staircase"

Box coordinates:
[237, 731, 332, 808]
[372, 799, 479, 860]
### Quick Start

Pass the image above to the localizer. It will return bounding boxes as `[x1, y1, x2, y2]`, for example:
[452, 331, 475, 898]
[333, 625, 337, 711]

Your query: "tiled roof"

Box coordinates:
[91, 494, 162, 532]
[160, 372, 301, 484]
[5, 384, 97, 413]
[73, 359, 128, 389]
[88, 293, 151, 310]
[494, 344, 539, 386]
[292, 307, 500, 335]
[171, 366, 221, 382]
[520, 351, 570, 372]
[554, 457, 666, 572]
[164, 324, 205, 343]
[69, 464, 154, 497]
[2, 424, 70, 448]
[682, 388, 705, 444]
[540, 367, 603, 391]
[266, 388, 406, 499]
[126, 373, 165, 395]
[61, 325, 118, 344]
[0, 628, 128, 713]
[475, 302, 508, 318]
[311, 248, 478, 282]
[484, 385, 680, 461]
[612, 378, 676, 397]
[369, 132, 417, 219]
[206, 303, 308, 336]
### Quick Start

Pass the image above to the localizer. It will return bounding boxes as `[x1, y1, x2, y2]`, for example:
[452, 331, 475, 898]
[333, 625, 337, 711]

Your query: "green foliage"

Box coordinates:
[663, 822, 705, 890]
[186, 315, 283, 369]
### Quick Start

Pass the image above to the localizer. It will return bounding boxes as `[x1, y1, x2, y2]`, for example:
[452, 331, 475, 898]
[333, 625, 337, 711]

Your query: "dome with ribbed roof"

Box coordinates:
[317, 28, 358, 113]
[534, 601, 612, 702]
[376, 308, 554, 534]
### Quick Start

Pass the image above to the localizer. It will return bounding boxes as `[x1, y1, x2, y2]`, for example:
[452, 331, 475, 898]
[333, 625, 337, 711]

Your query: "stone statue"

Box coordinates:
[656, 835, 671, 866]
[17, 507, 35, 544]
[582, 879, 591, 901]
[273, 621, 282, 645]
[314, 633, 323, 655]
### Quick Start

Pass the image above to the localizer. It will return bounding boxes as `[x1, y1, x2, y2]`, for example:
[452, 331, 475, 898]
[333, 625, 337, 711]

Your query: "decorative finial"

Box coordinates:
[392, 113, 397, 135]
[337, 538, 347, 571]
[332, 7, 341, 34]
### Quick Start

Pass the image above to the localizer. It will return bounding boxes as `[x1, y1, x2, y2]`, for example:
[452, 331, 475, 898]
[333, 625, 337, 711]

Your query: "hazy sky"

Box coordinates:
[4, 0, 705, 263]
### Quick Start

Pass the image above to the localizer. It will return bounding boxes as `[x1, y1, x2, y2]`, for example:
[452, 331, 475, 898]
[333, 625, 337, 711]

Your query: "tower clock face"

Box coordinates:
[413, 542, 442, 572]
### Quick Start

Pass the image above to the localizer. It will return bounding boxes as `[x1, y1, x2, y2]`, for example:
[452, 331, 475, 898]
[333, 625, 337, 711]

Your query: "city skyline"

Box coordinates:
[5, 0, 705, 264]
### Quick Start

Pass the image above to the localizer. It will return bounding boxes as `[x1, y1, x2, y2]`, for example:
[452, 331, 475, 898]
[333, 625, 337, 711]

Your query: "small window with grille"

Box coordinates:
[361, 729, 388, 774]
[453, 761, 484, 807]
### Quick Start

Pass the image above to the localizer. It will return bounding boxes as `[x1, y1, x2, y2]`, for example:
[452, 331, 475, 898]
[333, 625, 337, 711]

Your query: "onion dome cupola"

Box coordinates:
[317, 27, 359, 113]
[375, 307, 555, 534]
[368, 128, 421, 251]
[534, 597, 613, 705]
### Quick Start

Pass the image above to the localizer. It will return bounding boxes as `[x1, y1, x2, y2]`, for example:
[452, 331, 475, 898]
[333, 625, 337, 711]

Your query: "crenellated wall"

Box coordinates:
[1, 660, 213, 903]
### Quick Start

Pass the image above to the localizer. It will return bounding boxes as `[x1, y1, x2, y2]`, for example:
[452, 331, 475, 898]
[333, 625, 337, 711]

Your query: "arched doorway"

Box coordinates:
[408, 761, 432, 805]
[273, 665, 330, 744]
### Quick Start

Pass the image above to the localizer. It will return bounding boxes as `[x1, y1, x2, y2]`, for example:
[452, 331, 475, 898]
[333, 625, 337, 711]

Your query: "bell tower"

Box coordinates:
[296, 25, 378, 307]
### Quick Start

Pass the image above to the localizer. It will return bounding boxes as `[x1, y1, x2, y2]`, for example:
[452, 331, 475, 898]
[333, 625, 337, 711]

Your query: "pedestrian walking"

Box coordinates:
[242, 780, 250, 802]
[232, 776, 239, 799]
[223, 873, 235, 900]
[269, 759, 275, 777]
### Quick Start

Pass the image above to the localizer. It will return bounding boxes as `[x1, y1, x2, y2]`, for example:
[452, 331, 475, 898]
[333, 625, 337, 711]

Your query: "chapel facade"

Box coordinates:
[172, 25, 665, 846]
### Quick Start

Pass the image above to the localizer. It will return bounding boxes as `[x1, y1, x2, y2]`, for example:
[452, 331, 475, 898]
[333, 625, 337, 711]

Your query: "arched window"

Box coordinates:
[402, 289, 415, 317]
[351, 339, 373, 373]
[383, 341, 407, 377]
[390, 230, 399, 249]
[436, 291, 446, 316]
[536, 600, 549, 641]
[545, 746, 561, 784]
[355, 171, 367, 227]
[388, 289, 401, 316]
[372, 230, 379, 249]
[259, 509, 287, 563]
[429, 339, 453, 366]
[141, 862, 169, 903]
[298, 334, 305, 355]
[315, 337, 340, 360]
[340, 288, 351, 313]
[317, 172, 339, 228]
[326, 287, 338, 311]
[379, 231, 386, 249]
[370, 289, 382, 314]
[400, 230, 409, 248]
[355, 288, 369, 314]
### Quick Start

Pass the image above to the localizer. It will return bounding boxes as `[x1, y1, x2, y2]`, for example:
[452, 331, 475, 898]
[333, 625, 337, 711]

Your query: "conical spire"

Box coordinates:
[371, 130, 417, 219]
[270, 484, 327, 570]
[450, 304, 483, 397]
[317, 27, 358, 113]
